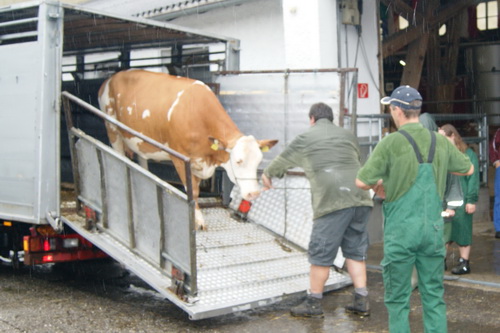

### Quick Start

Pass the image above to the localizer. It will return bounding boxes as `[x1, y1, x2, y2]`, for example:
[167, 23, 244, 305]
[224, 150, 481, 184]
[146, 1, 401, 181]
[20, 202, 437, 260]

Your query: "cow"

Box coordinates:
[97, 69, 277, 230]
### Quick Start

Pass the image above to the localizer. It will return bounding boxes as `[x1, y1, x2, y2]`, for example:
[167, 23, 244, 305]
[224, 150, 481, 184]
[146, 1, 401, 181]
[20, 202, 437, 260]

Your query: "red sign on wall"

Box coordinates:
[357, 83, 369, 99]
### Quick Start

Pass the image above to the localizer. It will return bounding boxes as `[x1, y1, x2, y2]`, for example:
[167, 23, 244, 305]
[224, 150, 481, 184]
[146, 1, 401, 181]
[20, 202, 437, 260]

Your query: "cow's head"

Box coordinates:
[215, 135, 277, 201]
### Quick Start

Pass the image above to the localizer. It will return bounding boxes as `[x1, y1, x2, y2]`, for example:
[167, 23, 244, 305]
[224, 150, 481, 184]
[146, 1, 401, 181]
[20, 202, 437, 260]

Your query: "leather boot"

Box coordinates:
[290, 295, 324, 317]
[345, 292, 370, 317]
[451, 257, 470, 275]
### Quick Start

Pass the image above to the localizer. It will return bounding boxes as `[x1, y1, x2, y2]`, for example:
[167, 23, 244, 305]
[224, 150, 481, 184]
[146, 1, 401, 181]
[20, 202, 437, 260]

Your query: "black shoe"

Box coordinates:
[496, 231, 500, 239]
[290, 296, 324, 317]
[345, 293, 370, 317]
[451, 258, 470, 275]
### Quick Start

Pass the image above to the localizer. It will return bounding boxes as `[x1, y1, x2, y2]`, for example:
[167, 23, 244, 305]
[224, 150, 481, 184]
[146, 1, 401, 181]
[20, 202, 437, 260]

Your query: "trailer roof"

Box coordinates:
[0, 1, 234, 55]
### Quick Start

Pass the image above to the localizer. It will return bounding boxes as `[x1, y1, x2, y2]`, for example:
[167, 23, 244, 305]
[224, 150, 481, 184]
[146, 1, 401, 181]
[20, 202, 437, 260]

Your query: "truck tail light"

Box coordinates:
[43, 238, 56, 251]
[42, 255, 54, 263]
[23, 231, 108, 265]
[23, 236, 42, 252]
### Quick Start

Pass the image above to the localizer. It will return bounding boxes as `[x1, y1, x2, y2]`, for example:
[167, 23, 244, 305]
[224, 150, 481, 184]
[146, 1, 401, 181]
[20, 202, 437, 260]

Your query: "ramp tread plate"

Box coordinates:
[198, 255, 310, 289]
[194, 207, 352, 310]
[198, 207, 301, 268]
[196, 241, 302, 269]
[193, 269, 350, 307]
[197, 208, 277, 248]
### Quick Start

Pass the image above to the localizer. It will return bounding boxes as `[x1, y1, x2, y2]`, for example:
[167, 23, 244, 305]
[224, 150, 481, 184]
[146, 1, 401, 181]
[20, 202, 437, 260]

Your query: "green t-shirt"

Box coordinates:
[264, 119, 373, 219]
[357, 122, 472, 202]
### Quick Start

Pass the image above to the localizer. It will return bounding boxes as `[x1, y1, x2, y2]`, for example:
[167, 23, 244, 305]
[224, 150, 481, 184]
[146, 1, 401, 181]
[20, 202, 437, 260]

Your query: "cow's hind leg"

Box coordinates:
[106, 126, 140, 165]
[137, 156, 149, 170]
[106, 125, 126, 156]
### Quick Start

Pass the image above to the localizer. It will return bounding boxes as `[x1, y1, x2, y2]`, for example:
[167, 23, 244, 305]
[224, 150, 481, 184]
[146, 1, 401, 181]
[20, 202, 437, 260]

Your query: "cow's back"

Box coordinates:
[98, 70, 240, 159]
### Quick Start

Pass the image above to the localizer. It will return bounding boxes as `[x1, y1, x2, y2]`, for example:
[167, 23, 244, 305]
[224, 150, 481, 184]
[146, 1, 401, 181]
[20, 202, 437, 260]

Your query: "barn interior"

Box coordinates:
[381, 1, 498, 115]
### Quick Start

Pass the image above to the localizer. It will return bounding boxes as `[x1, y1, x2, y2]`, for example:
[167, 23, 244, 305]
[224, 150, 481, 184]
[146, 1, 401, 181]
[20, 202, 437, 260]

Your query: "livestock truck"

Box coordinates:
[0, 0, 357, 319]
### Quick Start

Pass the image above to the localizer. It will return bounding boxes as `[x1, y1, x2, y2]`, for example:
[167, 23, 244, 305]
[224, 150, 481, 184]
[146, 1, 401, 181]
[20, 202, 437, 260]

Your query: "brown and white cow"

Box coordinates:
[98, 69, 277, 230]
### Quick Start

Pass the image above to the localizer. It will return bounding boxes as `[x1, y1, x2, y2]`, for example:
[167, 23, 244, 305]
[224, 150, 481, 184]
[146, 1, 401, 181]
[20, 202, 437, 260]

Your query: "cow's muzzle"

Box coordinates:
[243, 190, 261, 201]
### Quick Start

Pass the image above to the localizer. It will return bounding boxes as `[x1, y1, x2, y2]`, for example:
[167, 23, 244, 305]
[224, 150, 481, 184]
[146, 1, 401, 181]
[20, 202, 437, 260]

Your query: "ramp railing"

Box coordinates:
[61, 91, 198, 297]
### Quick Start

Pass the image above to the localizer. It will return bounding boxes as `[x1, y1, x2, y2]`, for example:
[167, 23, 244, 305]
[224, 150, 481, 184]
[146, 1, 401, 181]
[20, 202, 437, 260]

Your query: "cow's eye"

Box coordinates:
[236, 159, 243, 166]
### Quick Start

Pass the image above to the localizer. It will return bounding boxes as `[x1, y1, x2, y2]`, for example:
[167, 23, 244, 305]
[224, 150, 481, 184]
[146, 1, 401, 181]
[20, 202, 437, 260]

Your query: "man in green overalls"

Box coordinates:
[355, 86, 473, 332]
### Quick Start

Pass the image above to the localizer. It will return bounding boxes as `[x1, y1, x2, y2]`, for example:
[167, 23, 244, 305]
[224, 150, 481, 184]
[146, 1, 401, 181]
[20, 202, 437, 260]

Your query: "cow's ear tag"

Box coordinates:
[211, 139, 219, 151]
[261, 146, 269, 152]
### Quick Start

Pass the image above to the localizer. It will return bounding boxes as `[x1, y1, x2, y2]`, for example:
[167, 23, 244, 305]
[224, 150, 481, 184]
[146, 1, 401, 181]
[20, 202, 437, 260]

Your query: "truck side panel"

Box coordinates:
[0, 2, 60, 225]
[0, 42, 39, 221]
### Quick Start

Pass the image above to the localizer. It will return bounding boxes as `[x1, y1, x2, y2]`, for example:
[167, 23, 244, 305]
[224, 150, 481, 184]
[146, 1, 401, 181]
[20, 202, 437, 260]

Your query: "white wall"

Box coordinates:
[165, 0, 286, 71]
[167, 0, 341, 71]
[318, 0, 339, 68]
[282, 0, 324, 68]
[280, 0, 337, 69]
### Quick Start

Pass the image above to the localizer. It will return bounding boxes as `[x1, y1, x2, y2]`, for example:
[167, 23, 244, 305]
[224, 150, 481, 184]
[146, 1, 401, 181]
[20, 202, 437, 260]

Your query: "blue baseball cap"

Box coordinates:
[381, 85, 423, 110]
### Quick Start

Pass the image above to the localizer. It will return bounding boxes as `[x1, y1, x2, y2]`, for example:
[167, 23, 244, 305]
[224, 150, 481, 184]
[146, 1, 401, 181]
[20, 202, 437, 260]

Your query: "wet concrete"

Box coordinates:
[1, 220, 499, 332]
[1, 263, 499, 332]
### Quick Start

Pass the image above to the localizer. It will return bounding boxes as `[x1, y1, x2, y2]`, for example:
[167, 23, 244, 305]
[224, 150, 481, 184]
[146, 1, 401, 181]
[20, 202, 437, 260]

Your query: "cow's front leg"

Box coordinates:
[191, 177, 207, 231]
[171, 159, 207, 231]
[194, 203, 206, 231]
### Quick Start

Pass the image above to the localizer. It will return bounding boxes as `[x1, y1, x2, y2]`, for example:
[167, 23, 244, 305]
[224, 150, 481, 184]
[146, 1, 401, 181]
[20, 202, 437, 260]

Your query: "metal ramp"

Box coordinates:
[61, 93, 351, 320]
[63, 205, 351, 320]
[189, 207, 351, 319]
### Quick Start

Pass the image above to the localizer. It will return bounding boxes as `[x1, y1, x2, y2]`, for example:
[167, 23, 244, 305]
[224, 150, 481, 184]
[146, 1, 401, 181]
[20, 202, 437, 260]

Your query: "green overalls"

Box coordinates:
[382, 130, 447, 333]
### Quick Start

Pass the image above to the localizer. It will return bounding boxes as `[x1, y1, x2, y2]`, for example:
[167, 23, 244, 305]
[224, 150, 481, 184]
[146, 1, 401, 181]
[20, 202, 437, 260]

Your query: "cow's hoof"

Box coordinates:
[195, 224, 208, 231]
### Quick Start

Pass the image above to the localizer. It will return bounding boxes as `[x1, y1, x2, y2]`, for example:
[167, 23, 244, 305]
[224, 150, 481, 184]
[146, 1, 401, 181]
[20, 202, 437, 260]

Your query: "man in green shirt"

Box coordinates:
[262, 102, 373, 318]
[356, 86, 473, 333]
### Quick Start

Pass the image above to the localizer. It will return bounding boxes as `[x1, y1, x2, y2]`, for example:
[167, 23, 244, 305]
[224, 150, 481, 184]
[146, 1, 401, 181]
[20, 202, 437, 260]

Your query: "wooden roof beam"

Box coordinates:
[382, 0, 482, 58]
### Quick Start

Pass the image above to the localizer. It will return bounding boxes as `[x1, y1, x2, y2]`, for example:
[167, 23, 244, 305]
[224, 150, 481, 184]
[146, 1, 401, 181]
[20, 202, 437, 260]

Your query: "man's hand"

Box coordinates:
[261, 173, 273, 191]
[373, 179, 386, 199]
[443, 209, 456, 218]
[494, 160, 500, 168]
[356, 178, 385, 199]
[465, 203, 476, 214]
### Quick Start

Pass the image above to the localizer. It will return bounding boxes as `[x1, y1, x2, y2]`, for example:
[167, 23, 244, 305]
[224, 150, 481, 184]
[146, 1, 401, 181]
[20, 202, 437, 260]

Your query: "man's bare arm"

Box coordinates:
[356, 178, 385, 199]
[355, 178, 371, 190]
[451, 164, 474, 177]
